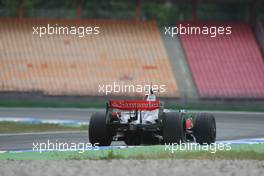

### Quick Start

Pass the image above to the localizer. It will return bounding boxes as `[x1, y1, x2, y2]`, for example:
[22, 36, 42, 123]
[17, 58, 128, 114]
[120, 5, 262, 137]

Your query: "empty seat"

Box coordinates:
[0, 19, 179, 97]
[180, 22, 264, 98]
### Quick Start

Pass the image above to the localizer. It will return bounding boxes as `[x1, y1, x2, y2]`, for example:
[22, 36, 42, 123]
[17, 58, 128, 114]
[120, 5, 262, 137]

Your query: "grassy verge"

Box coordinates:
[0, 144, 264, 160]
[1, 99, 264, 112]
[0, 122, 87, 133]
[0, 99, 101, 109]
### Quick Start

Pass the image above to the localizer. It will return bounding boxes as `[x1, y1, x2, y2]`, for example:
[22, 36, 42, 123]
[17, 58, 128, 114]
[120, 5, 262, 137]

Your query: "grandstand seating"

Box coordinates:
[0, 19, 179, 97]
[180, 23, 264, 98]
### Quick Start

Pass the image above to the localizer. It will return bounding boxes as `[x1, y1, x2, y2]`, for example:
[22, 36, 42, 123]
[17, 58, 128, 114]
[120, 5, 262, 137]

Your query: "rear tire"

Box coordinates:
[89, 112, 112, 146]
[162, 112, 185, 144]
[193, 113, 216, 144]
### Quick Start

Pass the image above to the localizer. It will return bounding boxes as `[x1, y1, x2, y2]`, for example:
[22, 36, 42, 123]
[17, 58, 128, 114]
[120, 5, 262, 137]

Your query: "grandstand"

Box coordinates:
[0, 0, 264, 102]
[0, 19, 179, 97]
[180, 22, 264, 98]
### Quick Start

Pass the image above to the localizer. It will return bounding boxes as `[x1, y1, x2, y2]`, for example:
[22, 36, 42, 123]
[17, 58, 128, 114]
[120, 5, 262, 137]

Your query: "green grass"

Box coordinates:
[0, 144, 264, 160]
[0, 121, 87, 133]
[0, 99, 264, 112]
[167, 103, 264, 112]
[0, 99, 102, 109]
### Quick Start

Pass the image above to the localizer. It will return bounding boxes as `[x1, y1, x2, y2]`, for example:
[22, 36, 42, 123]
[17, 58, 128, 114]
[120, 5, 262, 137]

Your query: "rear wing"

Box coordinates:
[108, 100, 160, 111]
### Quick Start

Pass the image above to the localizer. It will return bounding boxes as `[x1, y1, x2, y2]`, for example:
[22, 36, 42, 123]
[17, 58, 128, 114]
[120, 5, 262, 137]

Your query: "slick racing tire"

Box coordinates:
[162, 112, 185, 144]
[89, 112, 112, 146]
[193, 113, 216, 144]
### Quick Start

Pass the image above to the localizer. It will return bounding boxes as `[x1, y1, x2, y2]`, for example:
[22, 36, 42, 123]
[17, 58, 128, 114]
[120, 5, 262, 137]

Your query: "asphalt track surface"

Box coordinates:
[0, 108, 264, 151]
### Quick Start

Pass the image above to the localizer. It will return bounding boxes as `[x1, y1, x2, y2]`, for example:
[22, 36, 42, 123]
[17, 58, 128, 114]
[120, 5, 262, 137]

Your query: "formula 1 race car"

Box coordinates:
[89, 90, 216, 146]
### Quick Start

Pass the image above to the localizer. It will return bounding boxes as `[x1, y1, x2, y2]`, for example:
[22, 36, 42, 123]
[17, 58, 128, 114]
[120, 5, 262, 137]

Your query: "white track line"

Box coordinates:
[0, 117, 89, 125]
[188, 110, 264, 115]
[0, 131, 87, 136]
[0, 107, 101, 112]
